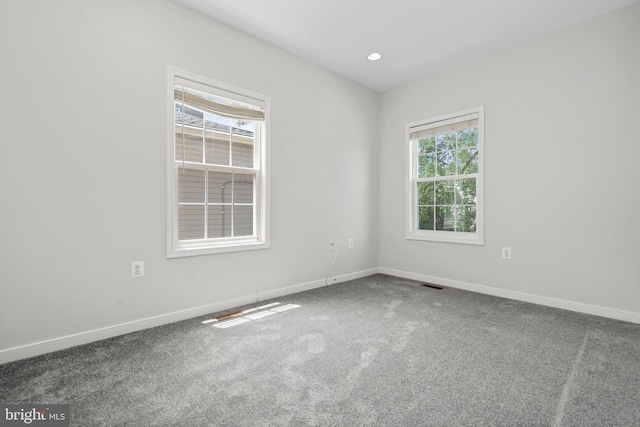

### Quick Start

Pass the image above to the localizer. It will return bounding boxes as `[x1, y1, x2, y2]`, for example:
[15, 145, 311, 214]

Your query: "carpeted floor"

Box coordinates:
[1, 274, 639, 426]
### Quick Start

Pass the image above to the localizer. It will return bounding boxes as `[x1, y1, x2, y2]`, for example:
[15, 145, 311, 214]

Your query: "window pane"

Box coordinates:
[456, 178, 476, 205]
[436, 133, 455, 152]
[435, 206, 455, 231]
[205, 114, 232, 166]
[456, 206, 477, 232]
[234, 205, 254, 237]
[233, 174, 254, 204]
[437, 151, 456, 176]
[231, 121, 255, 168]
[418, 137, 435, 154]
[232, 139, 254, 168]
[205, 128, 230, 166]
[418, 153, 436, 178]
[435, 180, 455, 205]
[175, 104, 203, 122]
[208, 205, 231, 238]
[175, 130, 203, 163]
[457, 148, 478, 175]
[418, 206, 434, 230]
[417, 182, 434, 206]
[175, 105, 205, 163]
[178, 205, 204, 240]
[456, 128, 478, 149]
[208, 171, 234, 204]
[178, 169, 205, 203]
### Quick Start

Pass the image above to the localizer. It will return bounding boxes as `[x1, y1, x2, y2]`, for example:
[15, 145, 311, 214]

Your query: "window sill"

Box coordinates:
[406, 230, 484, 246]
[167, 239, 269, 258]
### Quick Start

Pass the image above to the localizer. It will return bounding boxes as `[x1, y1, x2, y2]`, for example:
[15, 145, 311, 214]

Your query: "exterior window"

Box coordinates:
[167, 68, 270, 257]
[406, 106, 484, 245]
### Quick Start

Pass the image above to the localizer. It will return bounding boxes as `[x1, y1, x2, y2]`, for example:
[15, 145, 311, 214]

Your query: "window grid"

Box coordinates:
[414, 128, 478, 233]
[173, 86, 259, 242]
[168, 67, 269, 257]
[406, 106, 484, 245]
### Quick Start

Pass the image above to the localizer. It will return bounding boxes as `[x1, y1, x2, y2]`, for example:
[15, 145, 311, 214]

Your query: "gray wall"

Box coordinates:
[0, 0, 379, 361]
[379, 3, 640, 320]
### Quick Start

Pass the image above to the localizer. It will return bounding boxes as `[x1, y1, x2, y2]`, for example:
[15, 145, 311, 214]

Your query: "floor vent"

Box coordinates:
[422, 283, 444, 290]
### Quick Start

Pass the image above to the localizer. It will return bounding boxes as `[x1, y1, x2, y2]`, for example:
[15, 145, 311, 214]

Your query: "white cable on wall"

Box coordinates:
[325, 243, 338, 285]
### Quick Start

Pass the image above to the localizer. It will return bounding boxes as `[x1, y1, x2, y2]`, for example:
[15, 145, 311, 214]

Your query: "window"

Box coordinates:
[406, 106, 484, 245]
[167, 68, 270, 257]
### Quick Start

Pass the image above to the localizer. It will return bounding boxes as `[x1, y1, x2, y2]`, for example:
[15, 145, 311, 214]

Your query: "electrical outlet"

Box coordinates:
[329, 242, 335, 251]
[131, 261, 144, 278]
[348, 238, 354, 249]
[501, 247, 512, 260]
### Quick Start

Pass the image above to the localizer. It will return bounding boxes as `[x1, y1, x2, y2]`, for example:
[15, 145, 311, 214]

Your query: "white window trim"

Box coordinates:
[167, 67, 270, 258]
[405, 106, 484, 245]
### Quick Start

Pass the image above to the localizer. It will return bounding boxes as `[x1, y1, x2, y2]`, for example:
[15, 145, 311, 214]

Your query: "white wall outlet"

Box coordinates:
[501, 247, 512, 260]
[131, 261, 144, 278]
[348, 238, 354, 249]
[329, 242, 335, 251]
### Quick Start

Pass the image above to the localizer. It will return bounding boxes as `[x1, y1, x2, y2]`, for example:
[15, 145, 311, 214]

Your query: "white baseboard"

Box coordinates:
[378, 267, 640, 325]
[0, 294, 259, 365]
[0, 268, 378, 365]
[258, 268, 378, 301]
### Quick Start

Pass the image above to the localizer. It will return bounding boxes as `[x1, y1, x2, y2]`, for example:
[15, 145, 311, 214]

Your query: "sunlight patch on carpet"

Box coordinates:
[201, 303, 301, 329]
[212, 317, 252, 329]
[245, 310, 278, 320]
[271, 304, 300, 312]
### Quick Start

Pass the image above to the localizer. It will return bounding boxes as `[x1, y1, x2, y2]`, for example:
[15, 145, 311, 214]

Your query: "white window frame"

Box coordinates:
[405, 106, 484, 245]
[167, 67, 270, 258]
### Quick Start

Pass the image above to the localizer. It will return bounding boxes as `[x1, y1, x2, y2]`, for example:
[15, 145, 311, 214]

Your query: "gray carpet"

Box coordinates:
[1, 274, 639, 426]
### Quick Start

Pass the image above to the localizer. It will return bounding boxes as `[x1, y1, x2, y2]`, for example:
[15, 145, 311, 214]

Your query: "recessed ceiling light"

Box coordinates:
[367, 52, 382, 61]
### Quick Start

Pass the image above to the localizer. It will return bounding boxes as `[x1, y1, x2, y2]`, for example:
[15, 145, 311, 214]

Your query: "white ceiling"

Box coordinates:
[175, 0, 639, 92]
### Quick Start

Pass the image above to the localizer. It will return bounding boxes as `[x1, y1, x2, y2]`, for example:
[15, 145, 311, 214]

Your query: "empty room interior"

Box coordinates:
[1, 0, 639, 425]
